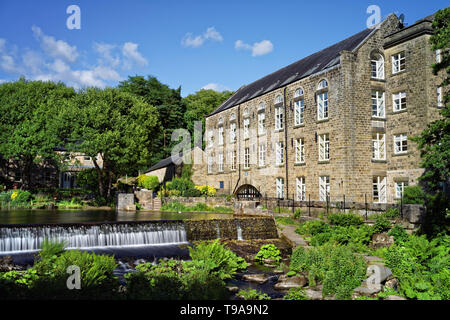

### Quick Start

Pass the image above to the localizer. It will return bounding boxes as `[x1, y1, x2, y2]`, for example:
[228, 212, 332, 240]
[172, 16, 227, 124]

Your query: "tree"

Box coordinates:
[183, 89, 234, 146]
[118, 75, 186, 164]
[0, 78, 76, 188]
[64, 87, 161, 200]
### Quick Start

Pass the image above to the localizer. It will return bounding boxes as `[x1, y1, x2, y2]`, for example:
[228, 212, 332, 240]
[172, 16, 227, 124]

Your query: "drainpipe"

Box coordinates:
[232, 104, 241, 195]
[283, 87, 289, 199]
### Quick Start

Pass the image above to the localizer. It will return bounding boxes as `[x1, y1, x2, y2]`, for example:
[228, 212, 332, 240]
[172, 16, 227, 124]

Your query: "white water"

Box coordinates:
[236, 220, 244, 241]
[0, 222, 187, 253]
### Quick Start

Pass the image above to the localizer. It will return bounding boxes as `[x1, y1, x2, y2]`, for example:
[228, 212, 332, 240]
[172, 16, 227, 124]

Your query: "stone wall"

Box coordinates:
[162, 196, 233, 207]
[185, 217, 278, 241]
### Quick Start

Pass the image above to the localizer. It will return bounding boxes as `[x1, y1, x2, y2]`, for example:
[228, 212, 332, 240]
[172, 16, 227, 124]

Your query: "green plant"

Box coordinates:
[238, 289, 270, 300]
[327, 213, 363, 227]
[255, 244, 282, 263]
[372, 215, 391, 234]
[293, 208, 303, 219]
[283, 287, 309, 300]
[384, 208, 400, 219]
[401, 185, 426, 205]
[137, 175, 160, 191]
[183, 188, 203, 197]
[296, 220, 329, 236]
[388, 225, 409, 244]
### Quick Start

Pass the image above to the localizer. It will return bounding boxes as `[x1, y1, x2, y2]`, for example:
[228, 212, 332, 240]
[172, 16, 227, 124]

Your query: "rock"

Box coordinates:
[370, 233, 394, 249]
[384, 295, 406, 300]
[305, 288, 323, 300]
[273, 269, 285, 274]
[274, 274, 307, 290]
[0, 256, 21, 272]
[353, 283, 382, 297]
[242, 273, 269, 284]
[366, 263, 393, 284]
[226, 286, 239, 293]
[384, 276, 399, 291]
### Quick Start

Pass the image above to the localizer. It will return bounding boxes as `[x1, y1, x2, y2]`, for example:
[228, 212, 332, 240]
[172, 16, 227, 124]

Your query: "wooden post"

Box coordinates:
[365, 193, 368, 220]
[343, 194, 346, 214]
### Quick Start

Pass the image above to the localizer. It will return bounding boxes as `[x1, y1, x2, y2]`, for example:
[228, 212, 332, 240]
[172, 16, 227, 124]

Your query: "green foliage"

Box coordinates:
[372, 215, 391, 234]
[293, 209, 303, 219]
[166, 177, 195, 196]
[183, 188, 203, 197]
[388, 225, 409, 244]
[237, 289, 271, 300]
[384, 208, 400, 219]
[187, 240, 248, 280]
[137, 174, 160, 190]
[289, 244, 366, 299]
[401, 186, 426, 205]
[327, 213, 363, 227]
[283, 287, 309, 300]
[160, 201, 232, 213]
[0, 190, 32, 208]
[296, 220, 329, 236]
[255, 244, 282, 263]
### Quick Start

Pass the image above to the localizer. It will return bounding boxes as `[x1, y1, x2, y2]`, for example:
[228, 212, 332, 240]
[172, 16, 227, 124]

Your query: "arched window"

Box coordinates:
[229, 113, 236, 121]
[258, 101, 265, 111]
[294, 88, 304, 99]
[275, 94, 283, 105]
[243, 107, 249, 118]
[294, 88, 305, 126]
[317, 79, 328, 90]
[371, 52, 385, 79]
[218, 117, 224, 125]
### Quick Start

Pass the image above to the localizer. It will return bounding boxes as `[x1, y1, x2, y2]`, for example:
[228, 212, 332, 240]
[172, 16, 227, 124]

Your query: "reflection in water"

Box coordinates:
[0, 209, 233, 225]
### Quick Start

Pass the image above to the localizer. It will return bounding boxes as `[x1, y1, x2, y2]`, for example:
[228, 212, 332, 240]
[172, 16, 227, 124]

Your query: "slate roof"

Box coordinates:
[207, 27, 375, 117]
[145, 152, 184, 172]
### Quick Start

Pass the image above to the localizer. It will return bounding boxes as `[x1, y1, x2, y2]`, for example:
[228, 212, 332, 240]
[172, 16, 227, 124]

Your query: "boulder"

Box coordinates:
[274, 274, 307, 290]
[305, 288, 323, 300]
[370, 233, 394, 250]
[226, 286, 239, 293]
[384, 276, 399, 291]
[353, 283, 382, 297]
[384, 295, 406, 300]
[242, 273, 269, 284]
[367, 263, 393, 284]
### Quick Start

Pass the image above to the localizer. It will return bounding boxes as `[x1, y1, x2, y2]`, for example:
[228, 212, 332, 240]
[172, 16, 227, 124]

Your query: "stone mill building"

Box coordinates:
[194, 12, 446, 204]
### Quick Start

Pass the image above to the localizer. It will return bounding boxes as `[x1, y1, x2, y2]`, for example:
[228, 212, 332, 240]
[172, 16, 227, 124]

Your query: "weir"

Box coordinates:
[0, 217, 278, 253]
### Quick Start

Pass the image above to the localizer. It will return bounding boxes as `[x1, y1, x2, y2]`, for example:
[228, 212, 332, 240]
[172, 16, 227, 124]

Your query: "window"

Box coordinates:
[243, 118, 250, 140]
[371, 54, 385, 79]
[319, 176, 330, 202]
[393, 92, 407, 112]
[372, 91, 385, 118]
[437, 87, 443, 108]
[207, 130, 214, 148]
[436, 49, 442, 64]
[219, 181, 224, 189]
[395, 181, 408, 199]
[373, 176, 386, 203]
[318, 134, 330, 161]
[276, 141, 284, 165]
[318, 79, 328, 90]
[275, 95, 283, 105]
[295, 138, 305, 164]
[230, 122, 236, 143]
[392, 52, 405, 74]
[230, 150, 236, 170]
[207, 155, 213, 173]
[258, 112, 266, 135]
[276, 178, 284, 199]
[296, 177, 306, 201]
[218, 126, 224, 145]
[258, 143, 266, 166]
[244, 148, 250, 169]
[275, 105, 284, 130]
[218, 152, 224, 172]
[317, 92, 329, 120]
[394, 134, 408, 154]
[83, 156, 91, 161]
[372, 133, 386, 160]
[294, 99, 304, 125]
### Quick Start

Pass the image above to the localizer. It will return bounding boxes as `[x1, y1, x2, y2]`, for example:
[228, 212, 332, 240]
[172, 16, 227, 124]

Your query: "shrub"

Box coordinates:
[327, 213, 363, 227]
[255, 244, 282, 263]
[183, 188, 203, 197]
[296, 220, 329, 236]
[195, 185, 217, 197]
[388, 225, 409, 244]
[137, 175, 160, 191]
[310, 232, 332, 247]
[372, 215, 391, 234]
[384, 208, 400, 219]
[283, 288, 309, 300]
[293, 209, 303, 219]
[238, 289, 270, 300]
[401, 185, 426, 205]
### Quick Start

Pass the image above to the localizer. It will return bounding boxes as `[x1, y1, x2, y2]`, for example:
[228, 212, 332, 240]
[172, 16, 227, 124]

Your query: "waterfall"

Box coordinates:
[0, 222, 187, 253]
[236, 220, 244, 241]
[215, 221, 221, 239]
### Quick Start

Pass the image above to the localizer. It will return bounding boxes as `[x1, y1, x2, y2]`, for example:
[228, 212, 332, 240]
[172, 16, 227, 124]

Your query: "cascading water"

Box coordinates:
[0, 221, 187, 253]
[236, 220, 244, 241]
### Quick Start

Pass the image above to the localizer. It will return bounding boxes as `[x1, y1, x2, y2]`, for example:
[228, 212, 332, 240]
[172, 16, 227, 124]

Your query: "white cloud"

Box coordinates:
[181, 27, 223, 48]
[201, 83, 230, 92]
[122, 42, 148, 68]
[93, 42, 120, 68]
[235, 39, 274, 57]
[32, 26, 79, 63]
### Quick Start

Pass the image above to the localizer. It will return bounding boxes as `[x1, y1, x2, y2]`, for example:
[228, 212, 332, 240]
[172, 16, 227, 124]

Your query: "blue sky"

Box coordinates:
[0, 0, 447, 96]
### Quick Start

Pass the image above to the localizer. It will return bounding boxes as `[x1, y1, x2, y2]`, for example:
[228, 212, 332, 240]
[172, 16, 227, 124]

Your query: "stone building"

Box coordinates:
[197, 12, 446, 204]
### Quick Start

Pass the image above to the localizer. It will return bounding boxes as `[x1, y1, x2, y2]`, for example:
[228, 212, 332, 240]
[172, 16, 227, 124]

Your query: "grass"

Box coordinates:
[161, 201, 233, 213]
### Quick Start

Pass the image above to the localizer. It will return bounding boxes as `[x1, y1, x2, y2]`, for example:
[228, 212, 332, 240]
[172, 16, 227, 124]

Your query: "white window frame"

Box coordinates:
[394, 134, 408, 154]
[393, 92, 407, 112]
[243, 118, 250, 140]
[229, 122, 236, 143]
[276, 141, 284, 165]
[258, 112, 266, 135]
[372, 91, 385, 118]
[276, 177, 285, 199]
[218, 126, 224, 146]
[295, 138, 305, 164]
[318, 134, 330, 161]
[436, 49, 442, 64]
[244, 147, 250, 169]
[371, 54, 385, 79]
[392, 52, 405, 74]
[437, 87, 443, 108]
[207, 155, 213, 174]
[218, 152, 224, 172]
[319, 176, 330, 202]
[294, 99, 304, 126]
[372, 133, 386, 160]
[395, 181, 408, 199]
[373, 176, 387, 203]
[207, 130, 214, 148]
[275, 105, 284, 130]
[317, 92, 329, 120]
[258, 143, 266, 167]
[296, 177, 306, 201]
[229, 150, 236, 171]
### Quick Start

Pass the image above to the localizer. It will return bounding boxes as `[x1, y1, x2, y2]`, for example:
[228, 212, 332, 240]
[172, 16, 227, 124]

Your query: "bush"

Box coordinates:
[137, 175, 160, 191]
[384, 208, 400, 219]
[372, 215, 391, 234]
[296, 220, 330, 236]
[283, 288, 309, 300]
[183, 188, 203, 197]
[238, 289, 270, 300]
[255, 244, 282, 263]
[327, 213, 363, 227]
[388, 225, 409, 244]
[195, 185, 217, 197]
[401, 185, 426, 205]
[293, 209, 303, 219]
